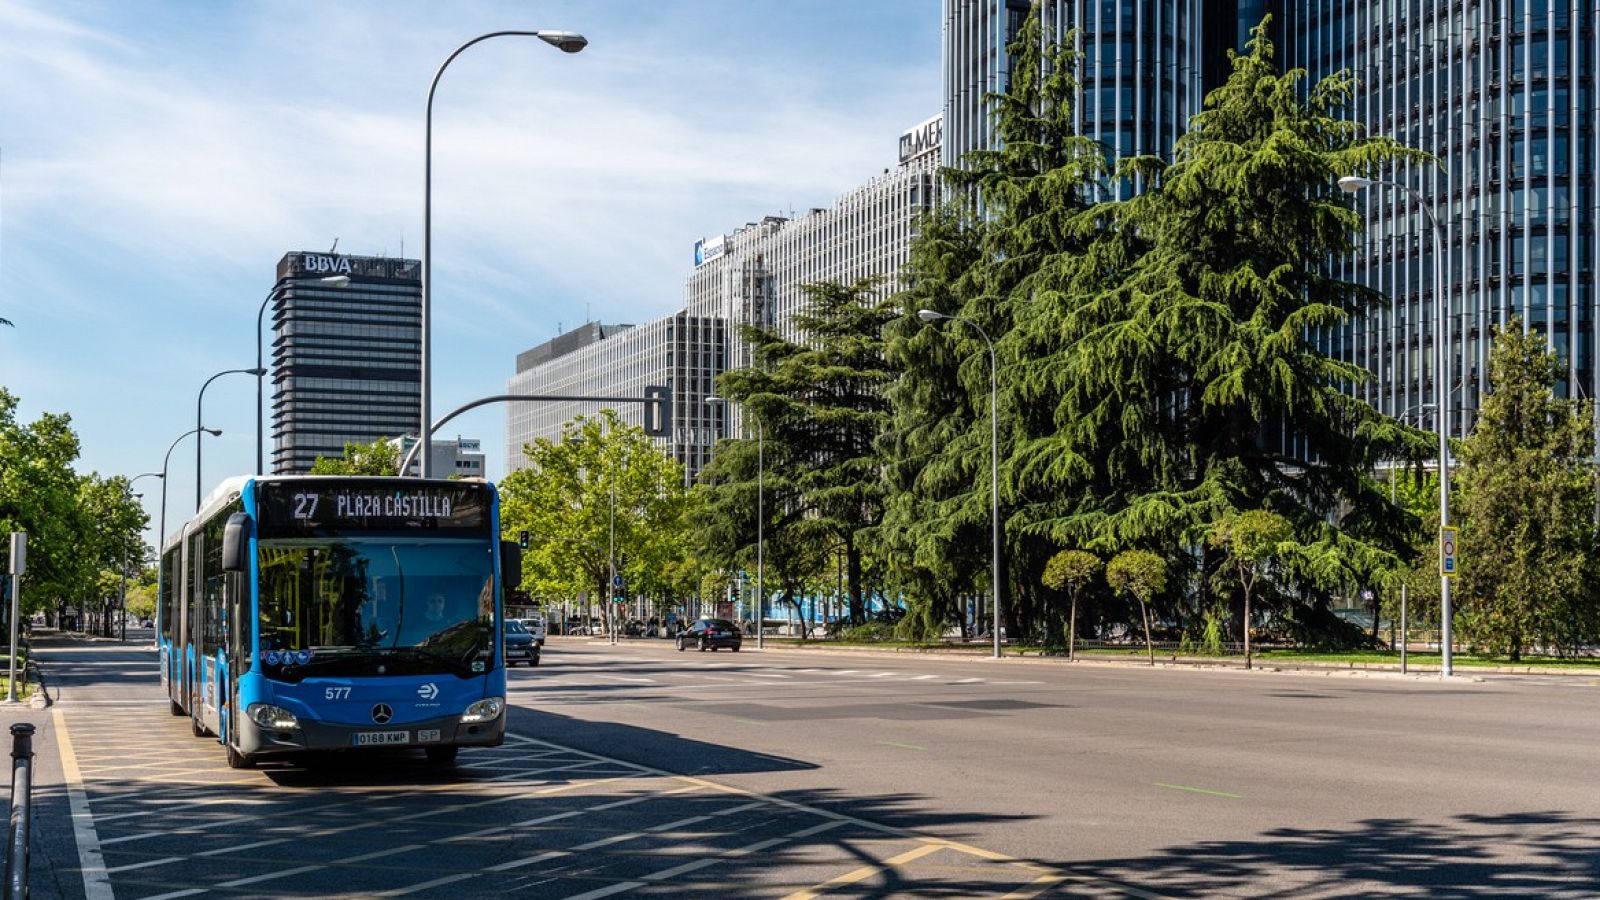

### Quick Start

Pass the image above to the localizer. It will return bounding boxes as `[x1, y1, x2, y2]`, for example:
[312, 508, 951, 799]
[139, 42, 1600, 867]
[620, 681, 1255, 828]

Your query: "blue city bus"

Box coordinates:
[158, 475, 519, 768]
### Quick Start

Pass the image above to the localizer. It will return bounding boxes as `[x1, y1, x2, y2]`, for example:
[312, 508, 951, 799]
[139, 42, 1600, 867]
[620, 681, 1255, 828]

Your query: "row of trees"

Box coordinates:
[680, 16, 1600, 658]
[329, 15, 1600, 660]
[0, 388, 150, 635]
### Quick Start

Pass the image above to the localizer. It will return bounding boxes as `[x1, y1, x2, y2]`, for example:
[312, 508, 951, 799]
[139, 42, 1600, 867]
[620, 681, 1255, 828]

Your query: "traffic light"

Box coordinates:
[517, 530, 529, 550]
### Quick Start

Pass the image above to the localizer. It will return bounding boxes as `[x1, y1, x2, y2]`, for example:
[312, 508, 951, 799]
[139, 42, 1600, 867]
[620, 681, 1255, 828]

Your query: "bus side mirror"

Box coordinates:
[222, 513, 252, 573]
[500, 541, 522, 595]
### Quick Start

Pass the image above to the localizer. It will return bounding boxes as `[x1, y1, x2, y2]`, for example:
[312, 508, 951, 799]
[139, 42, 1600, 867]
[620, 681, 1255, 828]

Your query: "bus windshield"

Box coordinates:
[257, 536, 495, 680]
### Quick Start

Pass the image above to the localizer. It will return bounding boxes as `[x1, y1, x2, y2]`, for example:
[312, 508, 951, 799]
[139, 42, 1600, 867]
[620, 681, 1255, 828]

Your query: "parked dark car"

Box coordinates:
[677, 618, 742, 652]
[504, 619, 541, 666]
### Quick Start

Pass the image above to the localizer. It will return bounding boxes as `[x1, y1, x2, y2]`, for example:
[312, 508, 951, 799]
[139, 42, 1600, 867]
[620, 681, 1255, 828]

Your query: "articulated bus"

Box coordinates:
[158, 476, 520, 768]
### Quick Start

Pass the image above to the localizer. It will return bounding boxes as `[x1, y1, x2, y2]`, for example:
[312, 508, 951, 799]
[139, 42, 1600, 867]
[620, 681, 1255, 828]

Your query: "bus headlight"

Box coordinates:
[248, 704, 300, 730]
[460, 697, 503, 723]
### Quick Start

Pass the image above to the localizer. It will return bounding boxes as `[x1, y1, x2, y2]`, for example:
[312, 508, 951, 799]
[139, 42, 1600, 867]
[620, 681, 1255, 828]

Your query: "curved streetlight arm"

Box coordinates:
[197, 368, 264, 511]
[258, 276, 349, 475]
[397, 391, 657, 476]
[422, 29, 586, 479]
[917, 310, 1002, 658]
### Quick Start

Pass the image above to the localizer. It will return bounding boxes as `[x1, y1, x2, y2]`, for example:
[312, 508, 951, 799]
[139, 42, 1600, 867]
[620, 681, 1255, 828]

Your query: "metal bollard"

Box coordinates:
[5, 723, 34, 900]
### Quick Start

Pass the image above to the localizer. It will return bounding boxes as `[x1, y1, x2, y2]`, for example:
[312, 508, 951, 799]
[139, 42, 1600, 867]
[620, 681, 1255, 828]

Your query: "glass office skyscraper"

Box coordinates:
[942, 0, 1213, 198]
[945, 1, 1599, 439]
[1284, 2, 1598, 439]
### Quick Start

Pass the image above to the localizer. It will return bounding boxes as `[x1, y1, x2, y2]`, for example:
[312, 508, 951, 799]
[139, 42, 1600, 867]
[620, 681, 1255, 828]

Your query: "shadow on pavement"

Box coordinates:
[1076, 810, 1600, 898]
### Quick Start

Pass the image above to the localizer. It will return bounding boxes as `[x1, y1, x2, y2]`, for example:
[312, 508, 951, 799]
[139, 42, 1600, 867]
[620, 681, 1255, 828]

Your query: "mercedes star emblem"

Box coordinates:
[371, 703, 393, 725]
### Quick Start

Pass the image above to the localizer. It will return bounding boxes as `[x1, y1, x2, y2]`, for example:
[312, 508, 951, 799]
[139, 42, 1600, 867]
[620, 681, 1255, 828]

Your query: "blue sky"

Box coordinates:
[0, 0, 940, 546]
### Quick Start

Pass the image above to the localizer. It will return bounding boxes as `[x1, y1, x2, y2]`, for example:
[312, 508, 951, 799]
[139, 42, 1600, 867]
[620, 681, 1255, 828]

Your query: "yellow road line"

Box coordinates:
[781, 842, 947, 900]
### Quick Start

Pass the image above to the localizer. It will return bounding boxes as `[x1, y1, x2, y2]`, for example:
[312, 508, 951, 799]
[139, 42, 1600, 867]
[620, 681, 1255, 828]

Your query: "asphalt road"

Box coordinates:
[12, 630, 1600, 898]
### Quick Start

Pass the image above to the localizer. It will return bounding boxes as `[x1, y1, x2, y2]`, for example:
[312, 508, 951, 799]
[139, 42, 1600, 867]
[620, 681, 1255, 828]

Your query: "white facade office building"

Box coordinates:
[391, 436, 486, 478]
[505, 314, 727, 480]
[505, 121, 942, 479]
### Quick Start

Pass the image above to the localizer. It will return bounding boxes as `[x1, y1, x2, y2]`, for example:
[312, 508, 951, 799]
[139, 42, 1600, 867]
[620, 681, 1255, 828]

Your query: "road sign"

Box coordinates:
[1440, 526, 1458, 577]
[8, 533, 24, 576]
[612, 574, 624, 588]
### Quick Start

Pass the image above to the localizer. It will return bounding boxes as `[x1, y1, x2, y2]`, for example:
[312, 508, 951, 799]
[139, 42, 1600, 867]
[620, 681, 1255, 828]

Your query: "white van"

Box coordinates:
[516, 613, 547, 646]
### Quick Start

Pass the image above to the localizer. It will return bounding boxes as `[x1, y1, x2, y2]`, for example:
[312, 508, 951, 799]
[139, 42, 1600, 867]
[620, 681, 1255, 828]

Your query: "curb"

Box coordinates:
[607, 639, 1576, 681]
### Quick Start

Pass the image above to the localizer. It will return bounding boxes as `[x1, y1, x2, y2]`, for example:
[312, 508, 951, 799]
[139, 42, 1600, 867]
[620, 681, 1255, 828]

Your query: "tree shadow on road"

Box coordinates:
[1075, 810, 1600, 898]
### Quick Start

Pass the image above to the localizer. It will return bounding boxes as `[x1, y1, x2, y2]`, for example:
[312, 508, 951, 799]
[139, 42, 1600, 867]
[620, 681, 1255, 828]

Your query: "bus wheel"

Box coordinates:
[426, 745, 459, 766]
[225, 743, 255, 770]
[169, 699, 185, 717]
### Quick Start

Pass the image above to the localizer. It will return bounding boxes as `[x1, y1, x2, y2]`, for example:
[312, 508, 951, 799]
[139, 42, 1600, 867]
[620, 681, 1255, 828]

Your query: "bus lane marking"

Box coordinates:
[53, 708, 115, 900]
[135, 774, 643, 895]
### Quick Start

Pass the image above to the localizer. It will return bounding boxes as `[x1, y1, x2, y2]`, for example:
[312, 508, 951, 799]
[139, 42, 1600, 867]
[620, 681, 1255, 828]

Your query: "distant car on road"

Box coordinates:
[677, 618, 742, 653]
[515, 614, 547, 646]
[504, 619, 540, 666]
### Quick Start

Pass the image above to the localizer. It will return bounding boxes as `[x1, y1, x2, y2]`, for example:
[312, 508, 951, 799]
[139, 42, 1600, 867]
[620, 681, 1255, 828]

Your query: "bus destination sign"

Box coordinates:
[257, 482, 489, 536]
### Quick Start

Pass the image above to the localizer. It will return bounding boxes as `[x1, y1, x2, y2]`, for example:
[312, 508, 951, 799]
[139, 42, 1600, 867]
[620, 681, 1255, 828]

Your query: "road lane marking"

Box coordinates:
[877, 740, 927, 752]
[53, 708, 114, 900]
[782, 841, 948, 899]
[560, 882, 646, 900]
[1000, 874, 1068, 899]
[502, 732, 1173, 899]
[104, 856, 184, 874]
[1152, 782, 1242, 799]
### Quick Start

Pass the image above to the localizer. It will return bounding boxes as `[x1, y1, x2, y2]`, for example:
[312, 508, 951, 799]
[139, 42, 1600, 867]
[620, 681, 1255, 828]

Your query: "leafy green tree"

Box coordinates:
[712, 279, 895, 624]
[1106, 550, 1167, 665]
[0, 389, 88, 621]
[1455, 320, 1598, 659]
[883, 7, 1105, 643]
[1207, 509, 1294, 668]
[690, 433, 821, 625]
[310, 437, 401, 475]
[1041, 550, 1100, 659]
[76, 474, 151, 635]
[1004, 21, 1429, 641]
[500, 411, 687, 629]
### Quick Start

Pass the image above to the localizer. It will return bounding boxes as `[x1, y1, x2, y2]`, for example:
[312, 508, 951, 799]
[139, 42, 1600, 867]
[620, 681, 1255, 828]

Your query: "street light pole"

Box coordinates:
[918, 310, 1002, 659]
[707, 396, 765, 648]
[421, 29, 587, 478]
[196, 368, 264, 511]
[1340, 174, 1452, 676]
[157, 427, 219, 648]
[122, 473, 161, 643]
[257, 276, 349, 474]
